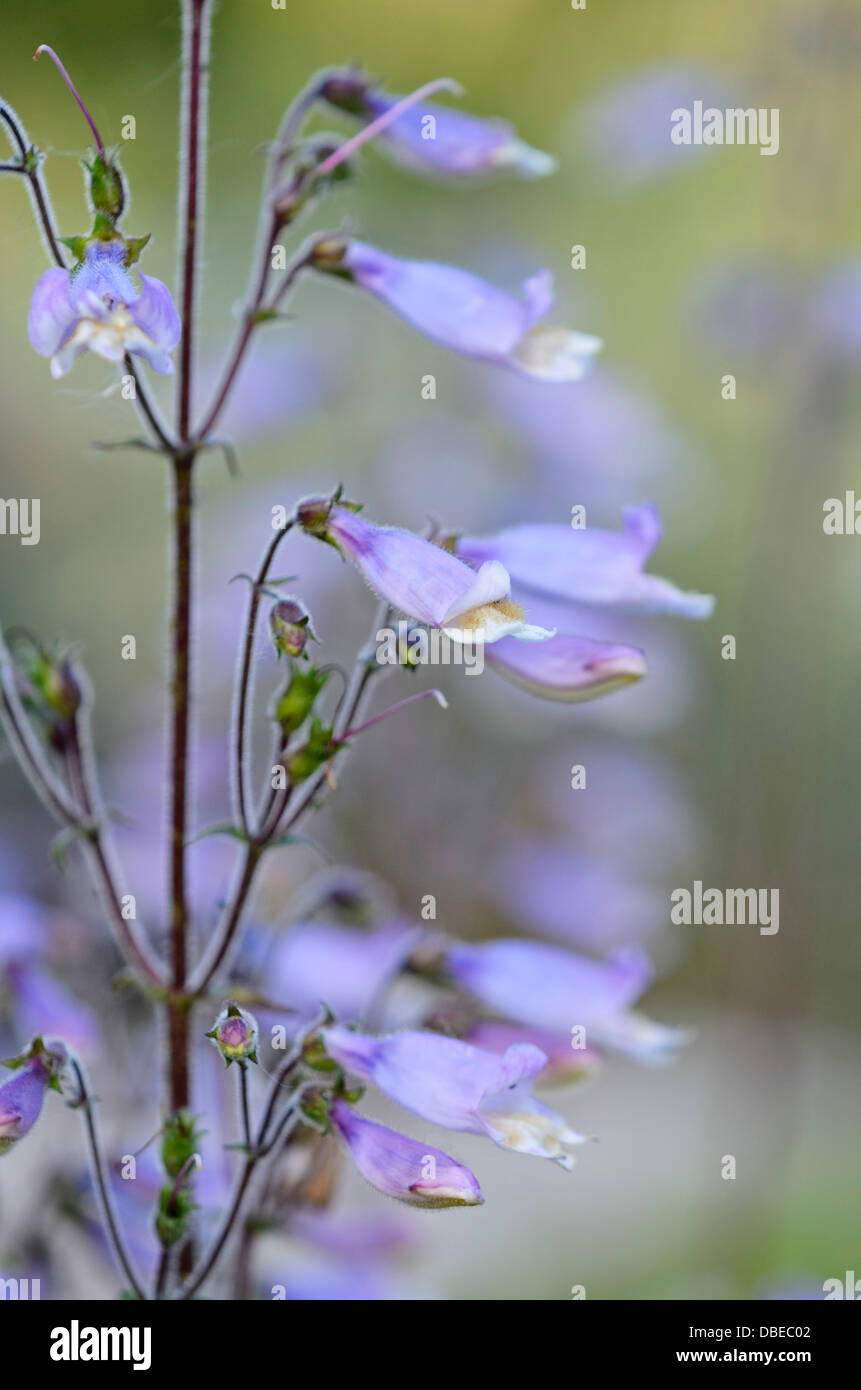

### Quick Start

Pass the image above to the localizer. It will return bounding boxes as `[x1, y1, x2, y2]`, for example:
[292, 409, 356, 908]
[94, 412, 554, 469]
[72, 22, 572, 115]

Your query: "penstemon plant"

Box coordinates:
[0, 2, 713, 1301]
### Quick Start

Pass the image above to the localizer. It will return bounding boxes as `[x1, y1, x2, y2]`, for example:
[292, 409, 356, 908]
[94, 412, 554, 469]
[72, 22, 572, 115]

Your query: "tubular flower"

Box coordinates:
[484, 632, 647, 702]
[329, 1099, 484, 1208]
[314, 240, 601, 381]
[322, 1025, 587, 1168]
[457, 505, 715, 620]
[0, 1035, 68, 1157]
[321, 75, 556, 179]
[299, 500, 554, 643]
[28, 239, 181, 378]
[446, 939, 690, 1065]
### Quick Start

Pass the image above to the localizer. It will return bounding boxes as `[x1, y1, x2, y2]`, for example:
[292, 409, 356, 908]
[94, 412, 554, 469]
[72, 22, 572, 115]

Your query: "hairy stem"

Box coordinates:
[72, 1060, 147, 1301]
[0, 102, 66, 268]
[233, 523, 293, 834]
[177, 0, 210, 441]
[167, 454, 194, 1113]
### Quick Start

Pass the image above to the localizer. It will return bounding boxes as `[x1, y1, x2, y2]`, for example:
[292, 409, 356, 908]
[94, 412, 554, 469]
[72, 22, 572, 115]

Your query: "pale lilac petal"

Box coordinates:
[446, 939, 654, 1033]
[458, 505, 715, 618]
[132, 273, 182, 353]
[522, 269, 555, 326]
[467, 1020, 600, 1083]
[342, 241, 537, 359]
[326, 506, 510, 627]
[70, 240, 137, 310]
[27, 268, 75, 357]
[330, 1100, 483, 1208]
[485, 632, 647, 701]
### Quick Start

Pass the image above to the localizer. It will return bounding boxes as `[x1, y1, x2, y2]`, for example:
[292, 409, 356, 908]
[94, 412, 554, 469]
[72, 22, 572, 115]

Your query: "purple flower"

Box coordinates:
[446, 939, 689, 1065]
[318, 240, 601, 381]
[0, 1037, 68, 1157]
[267, 920, 420, 1024]
[467, 1020, 600, 1083]
[329, 1099, 483, 1208]
[28, 240, 181, 378]
[300, 501, 553, 642]
[323, 77, 556, 179]
[457, 505, 714, 620]
[322, 1025, 587, 1166]
[485, 632, 647, 702]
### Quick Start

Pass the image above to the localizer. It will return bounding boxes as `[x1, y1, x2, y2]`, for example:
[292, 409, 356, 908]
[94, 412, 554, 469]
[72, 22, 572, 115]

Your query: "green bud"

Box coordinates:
[161, 1108, 203, 1180]
[155, 1181, 195, 1247]
[86, 151, 125, 223]
[205, 1003, 259, 1067]
[287, 717, 335, 783]
[275, 667, 328, 737]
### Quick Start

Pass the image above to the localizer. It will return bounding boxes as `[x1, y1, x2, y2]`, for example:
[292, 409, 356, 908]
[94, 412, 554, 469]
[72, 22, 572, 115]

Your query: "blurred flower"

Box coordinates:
[577, 64, 732, 190]
[322, 73, 556, 179]
[266, 919, 421, 1024]
[0, 894, 98, 1052]
[315, 241, 601, 380]
[457, 505, 714, 619]
[28, 240, 181, 378]
[446, 940, 689, 1065]
[322, 1025, 587, 1166]
[490, 841, 665, 951]
[330, 1099, 483, 1208]
[814, 259, 861, 362]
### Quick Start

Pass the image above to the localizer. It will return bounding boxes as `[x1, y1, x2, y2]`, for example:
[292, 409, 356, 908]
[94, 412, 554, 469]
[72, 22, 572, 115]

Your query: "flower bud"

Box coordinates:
[318, 71, 370, 116]
[161, 1108, 203, 1179]
[287, 717, 334, 783]
[205, 1003, 259, 1067]
[270, 599, 312, 660]
[275, 667, 328, 737]
[86, 151, 126, 223]
[0, 1035, 68, 1158]
[155, 1180, 194, 1248]
[308, 238, 349, 274]
[30, 649, 81, 726]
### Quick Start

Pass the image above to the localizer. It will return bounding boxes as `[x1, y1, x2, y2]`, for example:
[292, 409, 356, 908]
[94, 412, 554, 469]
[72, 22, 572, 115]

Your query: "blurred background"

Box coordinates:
[1, 0, 860, 1299]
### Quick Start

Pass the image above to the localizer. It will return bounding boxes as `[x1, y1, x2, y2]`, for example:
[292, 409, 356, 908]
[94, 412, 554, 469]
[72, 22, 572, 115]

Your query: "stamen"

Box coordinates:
[34, 44, 105, 153]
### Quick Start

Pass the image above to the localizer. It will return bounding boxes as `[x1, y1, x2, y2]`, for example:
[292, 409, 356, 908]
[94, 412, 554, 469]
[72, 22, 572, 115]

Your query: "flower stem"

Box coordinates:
[71, 1060, 147, 1301]
[0, 103, 65, 268]
[167, 454, 194, 1114]
[176, 0, 210, 442]
[233, 522, 293, 835]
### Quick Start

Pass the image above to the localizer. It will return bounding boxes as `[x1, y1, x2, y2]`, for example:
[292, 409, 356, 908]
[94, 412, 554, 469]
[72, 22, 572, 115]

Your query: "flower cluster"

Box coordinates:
[0, 26, 717, 1303]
